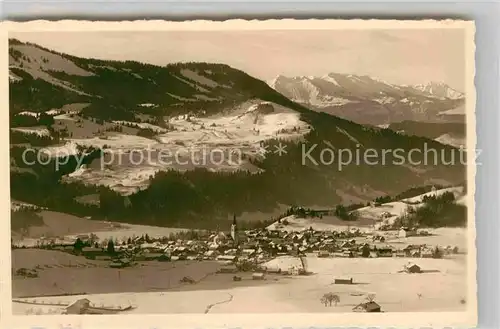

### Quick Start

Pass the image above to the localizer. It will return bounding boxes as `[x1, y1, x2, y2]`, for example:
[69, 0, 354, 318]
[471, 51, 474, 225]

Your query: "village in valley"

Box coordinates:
[11, 185, 468, 315]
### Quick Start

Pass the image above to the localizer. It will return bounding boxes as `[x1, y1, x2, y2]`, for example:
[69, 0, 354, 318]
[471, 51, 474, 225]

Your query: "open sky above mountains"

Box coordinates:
[10, 29, 466, 91]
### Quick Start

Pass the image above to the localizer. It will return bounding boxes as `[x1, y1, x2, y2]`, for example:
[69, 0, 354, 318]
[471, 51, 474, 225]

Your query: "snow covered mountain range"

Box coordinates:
[269, 74, 465, 125]
[412, 81, 464, 100]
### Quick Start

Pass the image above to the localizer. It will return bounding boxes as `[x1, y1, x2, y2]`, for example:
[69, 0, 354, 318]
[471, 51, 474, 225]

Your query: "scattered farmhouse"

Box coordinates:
[317, 250, 330, 258]
[403, 262, 422, 273]
[334, 277, 353, 284]
[399, 227, 417, 238]
[65, 298, 91, 315]
[353, 301, 382, 312]
[252, 272, 265, 280]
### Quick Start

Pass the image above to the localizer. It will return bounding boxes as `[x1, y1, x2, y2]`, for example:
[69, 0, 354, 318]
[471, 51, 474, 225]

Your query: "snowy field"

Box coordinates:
[354, 186, 464, 227]
[267, 187, 465, 233]
[266, 219, 466, 253]
[75, 223, 189, 242]
[112, 121, 168, 133]
[265, 186, 468, 252]
[12, 209, 190, 247]
[13, 255, 467, 314]
[11, 126, 51, 137]
[38, 99, 309, 195]
[266, 215, 374, 233]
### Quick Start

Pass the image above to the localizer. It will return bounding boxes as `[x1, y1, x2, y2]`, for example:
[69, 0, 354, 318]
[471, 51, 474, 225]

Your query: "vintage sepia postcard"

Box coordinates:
[0, 19, 476, 328]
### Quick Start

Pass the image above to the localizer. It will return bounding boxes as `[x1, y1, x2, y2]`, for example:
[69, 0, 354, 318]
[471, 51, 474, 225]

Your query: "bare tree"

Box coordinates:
[320, 295, 328, 307]
[366, 294, 376, 302]
[328, 293, 340, 306]
[321, 293, 340, 307]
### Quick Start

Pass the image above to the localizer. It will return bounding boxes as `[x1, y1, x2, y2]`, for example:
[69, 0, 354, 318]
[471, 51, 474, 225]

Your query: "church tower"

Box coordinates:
[230, 214, 238, 246]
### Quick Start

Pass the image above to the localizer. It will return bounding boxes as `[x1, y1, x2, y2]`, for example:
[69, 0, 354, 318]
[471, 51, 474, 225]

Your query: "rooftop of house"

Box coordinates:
[354, 301, 381, 312]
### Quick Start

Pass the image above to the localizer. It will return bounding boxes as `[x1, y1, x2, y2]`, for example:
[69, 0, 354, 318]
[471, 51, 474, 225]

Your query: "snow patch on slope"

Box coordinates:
[434, 134, 465, 148]
[354, 186, 464, 228]
[336, 127, 361, 145]
[413, 82, 464, 100]
[166, 92, 196, 102]
[17, 111, 40, 118]
[40, 141, 81, 157]
[112, 121, 168, 133]
[321, 74, 341, 87]
[439, 104, 465, 116]
[9, 44, 93, 96]
[138, 103, 157, 108]
[49, 101, 309, 195]
[11, 127, 51, 137]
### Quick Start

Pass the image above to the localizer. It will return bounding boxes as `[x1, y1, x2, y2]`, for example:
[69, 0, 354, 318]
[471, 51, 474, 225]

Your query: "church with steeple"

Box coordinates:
[230, 214, 239, 246]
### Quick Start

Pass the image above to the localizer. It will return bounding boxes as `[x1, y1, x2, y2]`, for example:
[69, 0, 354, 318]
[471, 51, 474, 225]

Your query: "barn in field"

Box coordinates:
[399, 227, 417, 238]
[334, 277, 353, 284]
[352, 301, 381, 313]
[65, 298, 91, 315]
[403, 262, 422, 273]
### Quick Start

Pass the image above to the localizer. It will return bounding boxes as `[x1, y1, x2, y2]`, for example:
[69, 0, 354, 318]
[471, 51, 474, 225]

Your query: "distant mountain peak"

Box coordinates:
[412, 81, 464, 100]
[269, 73, 466, 125]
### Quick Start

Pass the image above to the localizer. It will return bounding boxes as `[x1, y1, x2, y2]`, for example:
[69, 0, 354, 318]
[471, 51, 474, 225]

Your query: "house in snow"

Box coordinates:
[204, 250, 218, 259]
[65, 298, 91, 315]
[421, 248, 434, 258]
[218, 265, 238, 273]
[241, 249, 256, 256]
[399, 227, 417, 238]
[377, 247, 393, 257]
[341, 250, 354, 258]
[317, 250, 330, 258]
[252, 272, 265, 280]
[334, 277, 353, 284]
[403, 262, 422, 273]
[217, 255, 237, 262]
[352, 301, 381, 313]
[395, 250, 406, 257]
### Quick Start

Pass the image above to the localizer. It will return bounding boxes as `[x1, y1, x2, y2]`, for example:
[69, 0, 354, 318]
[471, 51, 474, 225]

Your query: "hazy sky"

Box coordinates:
[11, 29, 466, 91]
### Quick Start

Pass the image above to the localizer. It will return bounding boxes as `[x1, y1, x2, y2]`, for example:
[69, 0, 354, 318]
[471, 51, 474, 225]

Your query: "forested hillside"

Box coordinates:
[9, 39, 466, 227]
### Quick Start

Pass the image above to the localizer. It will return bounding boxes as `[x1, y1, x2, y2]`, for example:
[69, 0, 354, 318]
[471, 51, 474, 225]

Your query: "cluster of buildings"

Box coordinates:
[24, 219, 457, 271]
[16, 215, 458, 271]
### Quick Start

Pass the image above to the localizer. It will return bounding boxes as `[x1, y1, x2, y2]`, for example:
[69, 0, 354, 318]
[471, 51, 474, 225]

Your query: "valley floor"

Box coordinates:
[12, 250, 468, 314]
